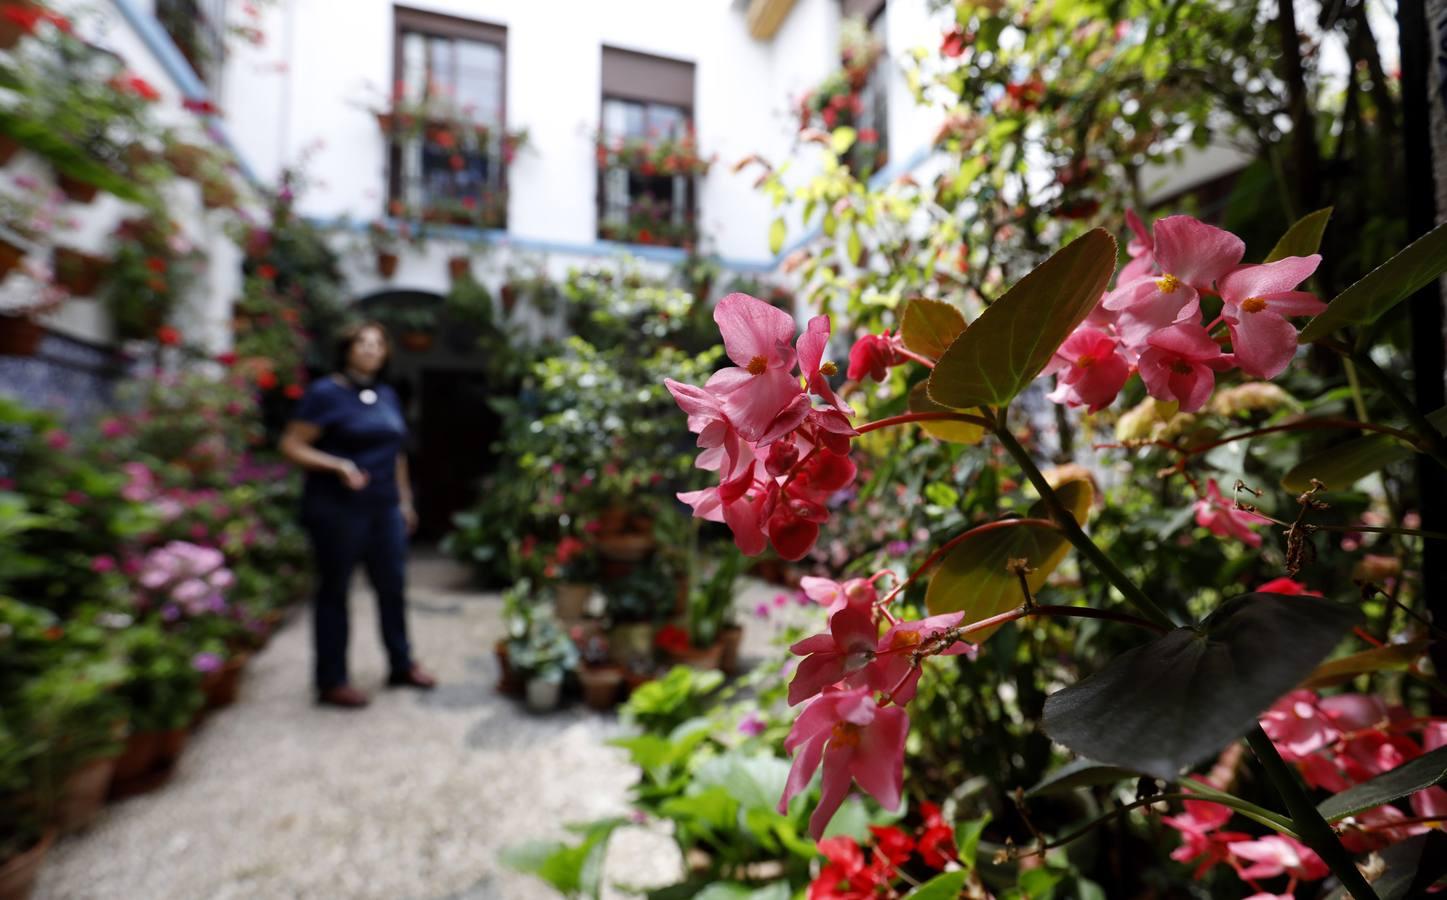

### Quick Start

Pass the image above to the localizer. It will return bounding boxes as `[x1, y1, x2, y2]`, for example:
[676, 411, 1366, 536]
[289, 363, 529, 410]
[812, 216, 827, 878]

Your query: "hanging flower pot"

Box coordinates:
[718, 623, 744, 675]
[447, 255, 470, 282]
[0, 314, 44, 357]
[52, 247, 106, 295]
[499, 282, 518, 314]
[56, 172, 100, 204]
[376, 251, 399, 279]
[200, 178, 237, 209]
[0, 235, 23, 278]
[162, 141, 207, 178]
[0, 829, 54, 900]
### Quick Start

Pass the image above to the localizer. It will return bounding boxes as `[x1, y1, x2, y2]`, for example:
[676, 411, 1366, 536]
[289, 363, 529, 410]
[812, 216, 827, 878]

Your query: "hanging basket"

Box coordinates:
[447, 256, 470, 282]
[0, 315, 43, 357]
[162, 141, 207, 178]
[52, 247, 106, 295]
[376, 252, 399, 279]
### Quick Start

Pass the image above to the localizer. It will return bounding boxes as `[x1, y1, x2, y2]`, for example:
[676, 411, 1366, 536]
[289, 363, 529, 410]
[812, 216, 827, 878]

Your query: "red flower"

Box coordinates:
[639, 161, 657, 177]
[117, 74, 161, 102]
[867, 825, 914, 865]
[257, 264, 278, 281]
[283, 383, 303, 399]
[449, 154, 465, 171]
[145, 256, 167, 274]
[635, 228, 654, 245]
[654, 624, 691, 655]
[182, 97, 221, 115]
[156, 325, 182, 346]
[255, 369, 278, 390]
[216, 351, 237, 366]
[2, 6, 69, 34]
[432, 129, 456, 150]
[857, 128, 878, 145]
[940, 27, 970, 58]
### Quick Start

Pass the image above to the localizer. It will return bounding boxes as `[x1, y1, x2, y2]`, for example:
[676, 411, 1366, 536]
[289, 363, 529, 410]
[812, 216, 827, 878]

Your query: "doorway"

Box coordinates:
[414, 368, 500, 542]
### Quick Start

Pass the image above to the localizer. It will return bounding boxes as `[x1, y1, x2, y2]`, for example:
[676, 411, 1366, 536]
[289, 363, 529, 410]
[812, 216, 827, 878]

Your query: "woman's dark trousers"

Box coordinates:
[302, 496, 412, 691]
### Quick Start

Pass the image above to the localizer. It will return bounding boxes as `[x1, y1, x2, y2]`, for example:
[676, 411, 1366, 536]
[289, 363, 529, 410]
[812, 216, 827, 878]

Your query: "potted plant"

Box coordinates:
[508, 613, 578, 713]
[161, 133, 211, 179]
[109, 621, 204, 796]
[51, 246, 106, 295]
[441, 274, 495, 336]
[550, 536, 595, 621]
[686, 545, 746, 675]
[101, 214, 198, 341]
[602, 562, 673, 671]
[574, 630, 622, 711]
[375, 305, 437, 353]
[366, 220, 401, 278]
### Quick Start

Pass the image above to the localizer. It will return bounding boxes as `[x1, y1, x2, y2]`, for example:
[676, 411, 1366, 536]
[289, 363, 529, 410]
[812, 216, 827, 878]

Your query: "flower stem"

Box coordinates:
[1243, 726, 1379, 900]
[857, 411, 993, 434]
[991, 417, 1175, 629]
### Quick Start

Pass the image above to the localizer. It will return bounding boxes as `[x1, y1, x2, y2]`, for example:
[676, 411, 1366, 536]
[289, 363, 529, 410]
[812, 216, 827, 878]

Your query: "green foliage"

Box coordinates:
[1300, 221, 1447, 342]
[1266, 207, 1333, 263]
[622, 665, 725, 734]
[1317, 746, 1447, 823]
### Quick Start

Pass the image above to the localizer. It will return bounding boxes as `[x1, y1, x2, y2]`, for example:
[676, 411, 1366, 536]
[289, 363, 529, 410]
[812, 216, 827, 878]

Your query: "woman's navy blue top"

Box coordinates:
[293, 376, 407, 506]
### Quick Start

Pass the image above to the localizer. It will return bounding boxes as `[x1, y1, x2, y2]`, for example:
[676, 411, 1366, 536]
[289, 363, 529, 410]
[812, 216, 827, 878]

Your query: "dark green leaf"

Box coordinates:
[1266, 207, 1332, 263]
[929, 229, 1116, 409]
[1027, 759, 1139, 797]
[1300, 221, 1447, 342]
[1042, 593, 1361, 780]
[901, 299, 967, 362]
[1281, 407, 1447, 492]
[1371, 833, 1447, 900]
[904, 870, 968, 899]
[1318, 745, 1447, 822]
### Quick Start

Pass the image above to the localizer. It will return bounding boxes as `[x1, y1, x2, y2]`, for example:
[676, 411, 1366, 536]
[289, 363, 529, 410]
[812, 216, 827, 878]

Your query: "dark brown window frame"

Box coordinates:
[388, 6, 509, 228]
[596, 47, 699, 247]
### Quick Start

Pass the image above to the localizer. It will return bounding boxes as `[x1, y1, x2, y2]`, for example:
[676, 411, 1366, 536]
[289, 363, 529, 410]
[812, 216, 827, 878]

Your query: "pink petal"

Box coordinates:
[1147, 323, 1221, 361]
[779, 732, 828, 813]
[714, 292, 798, 370]
[710, 366, 806, 444]
[1152, 216, 1245, 288]
[788, 654, 849, 706]
[1219, 255, 1320, 305]
[810, 743, 856, 838]
[1228, 312, 1298, 379]
[1260, 290, 1327, 317]
[664, 378, 720, 418]
[796, 315, 830, 376]
[851, 705, 908, 811]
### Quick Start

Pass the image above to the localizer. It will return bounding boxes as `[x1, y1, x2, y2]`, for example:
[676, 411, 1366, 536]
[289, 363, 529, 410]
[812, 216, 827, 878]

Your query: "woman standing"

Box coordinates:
[279, 321, 437, 708]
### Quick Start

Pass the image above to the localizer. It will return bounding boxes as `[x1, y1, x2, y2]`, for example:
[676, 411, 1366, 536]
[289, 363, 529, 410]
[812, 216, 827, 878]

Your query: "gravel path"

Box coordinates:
[33, 554, 689, 900]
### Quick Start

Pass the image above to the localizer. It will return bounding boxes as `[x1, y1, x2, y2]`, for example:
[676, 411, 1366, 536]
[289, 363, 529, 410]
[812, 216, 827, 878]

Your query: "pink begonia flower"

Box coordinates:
[90, 555, 117, 574]
[1137, 323, 1232, 413]
[1259, 689, 1338, 761]
[1161, 784, 1249, 880]
[787, 606, 879, 705]
[796, 314, 850, 414]
[1298, 751, 1351, 792]
[869, 612, 976, 704]
[1117, 209, 1155, 284]
[1242, 894, 1294, 900]
[778, 687, 909, 838]
[1194, 478, 1271, 547]
[1227, 835, 1328, 881]
[678, 462, 769, 555]
[1412, 723, 1447, 818]
[707, 293, 808, 444]
[799, 576, 878, 615]
[1044, 325, 1132, 412]
[847, 332, 901, 382]
[738, 712, 767, 737]
[1218, 255, 1326, 379]
[1338, 730, 1419, 782]
[1318, 693, 1388, 731]
[1340, 804, 1428, 853]
[665, 378, 747, 478]
[1104, 216, 1244, 348]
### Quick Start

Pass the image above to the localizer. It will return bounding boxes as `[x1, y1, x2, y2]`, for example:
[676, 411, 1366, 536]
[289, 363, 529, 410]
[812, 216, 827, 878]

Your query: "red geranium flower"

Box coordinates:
[284, 383, 303, 399]
[182, 97, 221, 115]
[145, 256, 167, 274]
[654, 624, 691, 655]
[257, 264, 277, 280]
[116, 74, 161, 102]
[255, 369, 278, 390]
[156, 325, 182, 346]
[216, 351, 237, 366]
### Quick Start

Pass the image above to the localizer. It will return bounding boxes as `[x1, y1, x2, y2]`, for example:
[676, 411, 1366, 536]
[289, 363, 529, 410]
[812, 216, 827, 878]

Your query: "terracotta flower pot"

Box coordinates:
[667, 641, 723, 671]
[202, 653, 250, 710]
[201, 179, 236, 209]
[111, 730, 159, 783]
[154, 727, 189, 768]
[607, 622, 655, 669]
[51, 247, 106, 296]
[495, 640, 522, 696]
[163, 142, 206, 178]
[578, 665, 623, 711]
[56, 172, 100, 204]
[554, 583, 591, 621]
[596, 533, 656, 562]
[0, 315, 43, 357]
[718, 624, 744, 676]
[0, 134, 19, 167]
[110, 727, 188, 798]
[0, 829, 54, 900]
[376, 252, 399, 279]
[54, 755, 117, 834]
[596, 506, 628, 535]
[499, 283, 517, 314]
[447, 256, 471, 281]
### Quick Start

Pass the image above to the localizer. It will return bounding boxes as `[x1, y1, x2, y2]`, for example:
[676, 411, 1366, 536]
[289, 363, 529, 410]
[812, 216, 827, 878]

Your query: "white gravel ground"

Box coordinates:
[31, 554, 698, 900]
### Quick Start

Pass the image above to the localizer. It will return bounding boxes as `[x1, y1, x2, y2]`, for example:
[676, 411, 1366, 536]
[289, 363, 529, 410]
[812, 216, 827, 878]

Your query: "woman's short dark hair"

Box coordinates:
[333, 320, 392, 375]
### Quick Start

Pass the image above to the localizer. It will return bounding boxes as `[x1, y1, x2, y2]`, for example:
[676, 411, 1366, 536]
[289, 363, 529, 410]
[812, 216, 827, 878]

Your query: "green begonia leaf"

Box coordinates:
[1318, 745, 1447, 822]
[1300, 221, 1447, 342]
[1266, 207, 1332, 263]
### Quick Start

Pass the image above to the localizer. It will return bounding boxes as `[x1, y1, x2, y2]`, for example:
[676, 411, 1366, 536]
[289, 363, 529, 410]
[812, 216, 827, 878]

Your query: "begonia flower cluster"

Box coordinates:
[667, 292, 860, 561]
[1047, 213, 1326, 414]
[777, 576, 978, 837]
[135, 540, 235, 620]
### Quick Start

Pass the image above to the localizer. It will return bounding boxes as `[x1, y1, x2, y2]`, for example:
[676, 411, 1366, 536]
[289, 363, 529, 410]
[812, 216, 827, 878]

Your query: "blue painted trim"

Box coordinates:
[111, 0, 261, 186]
[776, 144, 935, 260]
[307, 216, 778, 273]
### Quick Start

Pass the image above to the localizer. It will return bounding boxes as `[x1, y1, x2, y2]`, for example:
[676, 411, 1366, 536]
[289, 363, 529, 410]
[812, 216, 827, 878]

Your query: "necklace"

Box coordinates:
[340, 371, 379, 405]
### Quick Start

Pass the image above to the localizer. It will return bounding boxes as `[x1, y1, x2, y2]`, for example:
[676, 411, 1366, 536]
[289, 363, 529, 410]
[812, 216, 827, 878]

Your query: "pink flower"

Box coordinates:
[1260, 689, 1337, 761]
[797, 314, 850, 414]
[787, 606, 879, 705]
[1044, 325, 1132, 412]
[799, 576, 878, 615]
[1227, 835, 1328, 881]
[1118, 209, 1155, 284]
[1218, 256, 1326, 378]
[90, 555, 117, 573]
[1256, 577, 1320, 596]
[665, 378, 747, 478]
[44, 430, 70, 451]
[1318, 693, 1388, 731]
[706, 293, 808, 444]
[738, 712, 767, 737]
[868, 612, 975, 704]
[1194, 479, 1270, 547]
[778, 687, 909, 838]
[1137, 324, 1231, 412]
[846, 332, 901, 382]
[1103, 216, 1244, 348]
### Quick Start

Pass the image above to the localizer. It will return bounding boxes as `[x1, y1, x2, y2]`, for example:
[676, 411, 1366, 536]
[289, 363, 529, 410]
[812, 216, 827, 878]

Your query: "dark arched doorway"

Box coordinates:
[355, 289, 502, 543]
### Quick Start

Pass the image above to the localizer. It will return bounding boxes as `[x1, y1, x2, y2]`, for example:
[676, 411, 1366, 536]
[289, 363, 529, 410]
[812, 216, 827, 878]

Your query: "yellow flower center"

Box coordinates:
[820, 360, 838, 377]
[1156, 273, 1181, 294]
[1241, 296, 1268, 314]
[890, 629, 923, 649]
[747, 355, 768, 376]
[1076, 354, 1096, 369]
[831, 722, 861, 747]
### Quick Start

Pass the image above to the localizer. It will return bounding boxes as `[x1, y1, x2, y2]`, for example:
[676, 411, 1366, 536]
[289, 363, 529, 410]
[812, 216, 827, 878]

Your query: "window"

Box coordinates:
[597, 48, 700, 247]
[156, 0, 227, 88]
[389, 8, 509, 228]
[838, 4, 888, 177]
